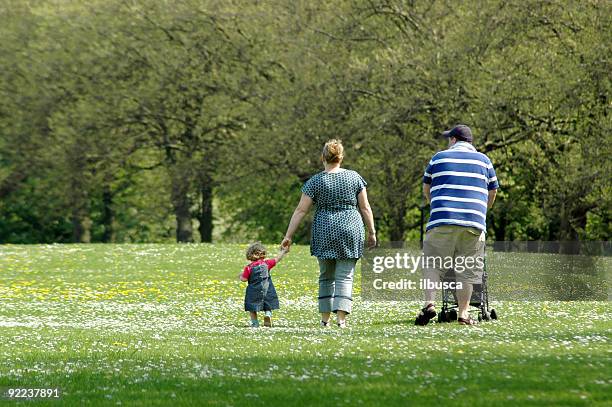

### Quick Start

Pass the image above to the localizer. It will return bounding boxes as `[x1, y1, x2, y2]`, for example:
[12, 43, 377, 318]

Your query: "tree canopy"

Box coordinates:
[0, 0, 610, 244]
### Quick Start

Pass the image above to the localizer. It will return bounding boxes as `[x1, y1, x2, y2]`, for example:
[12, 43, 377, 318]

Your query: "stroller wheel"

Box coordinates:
[437, 310, 448, 323]
[483, 311, 491, 321]
[490, 308, 498, 320]
[448, 309, 458, 321]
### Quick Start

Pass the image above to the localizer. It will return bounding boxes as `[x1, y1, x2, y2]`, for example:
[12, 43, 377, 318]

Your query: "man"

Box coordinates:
[416, 124, 499, 326]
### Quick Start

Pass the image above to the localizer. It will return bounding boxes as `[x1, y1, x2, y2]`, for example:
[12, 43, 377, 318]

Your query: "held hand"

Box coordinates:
[277, 247, 289, 260]
[281, 237, 292, 252]
[367, 232, 377, 249]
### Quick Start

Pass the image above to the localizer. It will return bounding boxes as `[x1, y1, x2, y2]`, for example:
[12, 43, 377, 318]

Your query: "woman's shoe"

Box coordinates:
[337, 320, 347, 329]
[320, 320, 330, 327]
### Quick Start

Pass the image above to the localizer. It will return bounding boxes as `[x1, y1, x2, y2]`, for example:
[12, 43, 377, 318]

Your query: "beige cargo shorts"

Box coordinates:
[422, 225, 485, 284]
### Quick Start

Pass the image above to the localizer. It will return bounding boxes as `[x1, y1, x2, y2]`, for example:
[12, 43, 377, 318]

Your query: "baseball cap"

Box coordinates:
[442, 124, 473, 142]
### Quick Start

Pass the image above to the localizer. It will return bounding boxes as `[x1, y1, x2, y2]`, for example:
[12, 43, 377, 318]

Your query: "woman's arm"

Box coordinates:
[358, 188, 377, 248]
[281, 193, 313, 251]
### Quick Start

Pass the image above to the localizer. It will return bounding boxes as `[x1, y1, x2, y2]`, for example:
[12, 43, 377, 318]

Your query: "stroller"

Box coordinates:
[437, 254, 498, 323]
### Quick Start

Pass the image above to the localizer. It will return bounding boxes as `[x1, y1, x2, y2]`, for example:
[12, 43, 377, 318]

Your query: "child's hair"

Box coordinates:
[246, 242, 266, 261]
[322, 139, 344, 163]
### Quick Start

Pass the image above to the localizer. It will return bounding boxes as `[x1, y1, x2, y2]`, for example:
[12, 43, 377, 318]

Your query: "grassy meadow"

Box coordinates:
[0, 244, 610, 406]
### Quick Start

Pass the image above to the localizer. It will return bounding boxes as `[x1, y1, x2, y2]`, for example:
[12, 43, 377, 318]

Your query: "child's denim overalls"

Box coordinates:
[244, 262, 279, 312]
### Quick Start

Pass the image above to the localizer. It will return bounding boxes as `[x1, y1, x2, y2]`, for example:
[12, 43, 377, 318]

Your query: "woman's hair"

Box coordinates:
[322, 139, 344, 163]
[246, 242, 266, 261]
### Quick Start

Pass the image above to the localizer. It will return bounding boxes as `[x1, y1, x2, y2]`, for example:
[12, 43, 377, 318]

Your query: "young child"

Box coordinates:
[238, 242, 287, 327]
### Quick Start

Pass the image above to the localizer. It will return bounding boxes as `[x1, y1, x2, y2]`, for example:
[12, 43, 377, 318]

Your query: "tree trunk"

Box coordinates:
[101, 185, 116, 243]
[558, 201, 579, 254]
[70, 170, 91, 243]
[491, 207, 507, 242]
[72, 209, 91, 243]
[175, 208, 193, 243]
[198, 181, 213, 243]
[558, 201, 579, 241]
[389, 224, 404, 243]
[389, 204, 406, 243]
[171, 175, 194, 243]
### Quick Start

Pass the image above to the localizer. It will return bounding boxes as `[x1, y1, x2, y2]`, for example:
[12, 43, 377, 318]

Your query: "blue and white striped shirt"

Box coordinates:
[423, 142, 499, 232]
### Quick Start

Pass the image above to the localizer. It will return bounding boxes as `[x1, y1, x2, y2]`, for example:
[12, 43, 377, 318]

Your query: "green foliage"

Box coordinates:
[0, 0, 609, 243]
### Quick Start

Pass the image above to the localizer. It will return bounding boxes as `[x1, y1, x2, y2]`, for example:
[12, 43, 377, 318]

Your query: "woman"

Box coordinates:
[281, 139, 376, 328]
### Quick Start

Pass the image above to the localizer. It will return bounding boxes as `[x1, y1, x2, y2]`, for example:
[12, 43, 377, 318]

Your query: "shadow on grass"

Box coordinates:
[2, 350, 608, 407]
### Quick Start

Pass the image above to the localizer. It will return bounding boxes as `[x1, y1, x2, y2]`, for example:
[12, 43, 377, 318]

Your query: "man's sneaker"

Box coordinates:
[415, 304, 437, 326]
[250, 319, 260, 328]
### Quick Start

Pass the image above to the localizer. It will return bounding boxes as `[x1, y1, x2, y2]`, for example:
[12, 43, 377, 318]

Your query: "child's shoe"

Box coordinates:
[263, 311, 272, 327]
